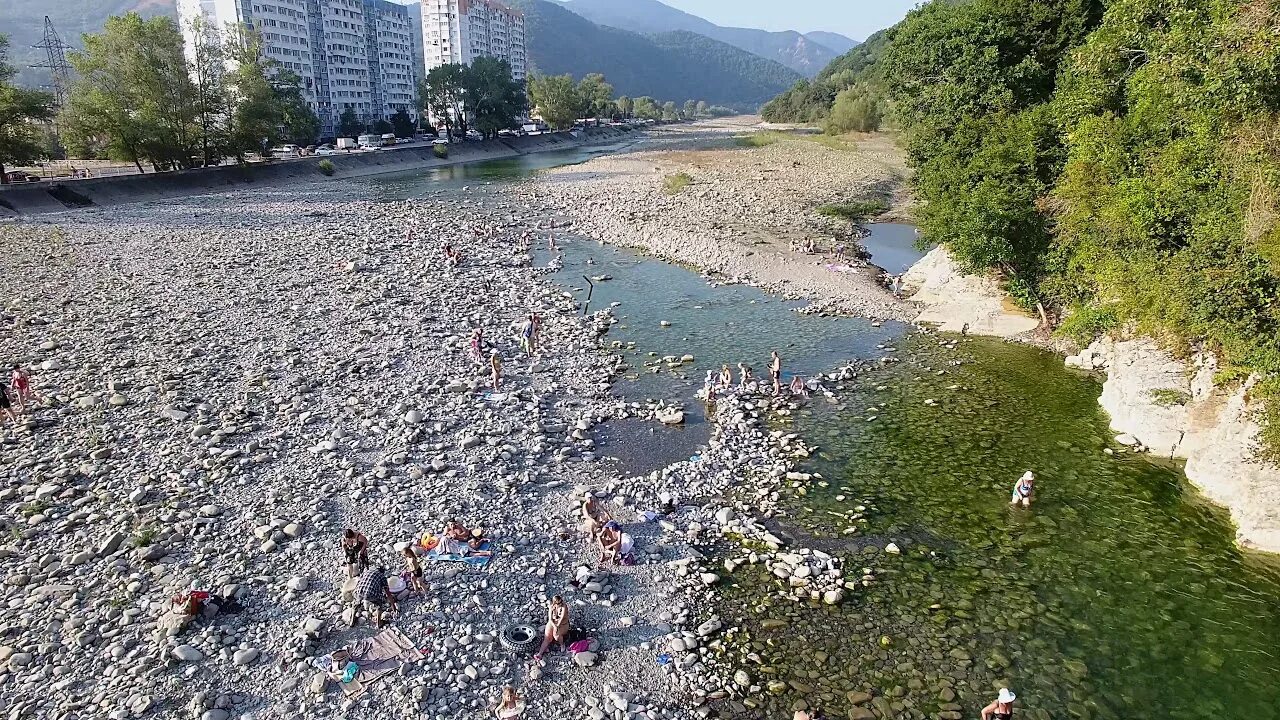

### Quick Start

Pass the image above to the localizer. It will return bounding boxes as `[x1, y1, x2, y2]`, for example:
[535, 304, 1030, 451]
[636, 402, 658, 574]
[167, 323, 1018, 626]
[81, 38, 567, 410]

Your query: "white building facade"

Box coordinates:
[179, 0, 423, 139]
[420, 0, 526, 81]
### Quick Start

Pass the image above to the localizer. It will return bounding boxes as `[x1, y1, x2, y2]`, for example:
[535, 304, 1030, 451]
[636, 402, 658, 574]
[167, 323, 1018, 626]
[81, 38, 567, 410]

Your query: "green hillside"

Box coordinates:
[517, 0, 803, 108]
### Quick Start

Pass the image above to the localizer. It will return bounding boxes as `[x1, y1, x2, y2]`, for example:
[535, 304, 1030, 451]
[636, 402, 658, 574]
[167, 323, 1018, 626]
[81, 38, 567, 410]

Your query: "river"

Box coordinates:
[368, 149, 1280, 720]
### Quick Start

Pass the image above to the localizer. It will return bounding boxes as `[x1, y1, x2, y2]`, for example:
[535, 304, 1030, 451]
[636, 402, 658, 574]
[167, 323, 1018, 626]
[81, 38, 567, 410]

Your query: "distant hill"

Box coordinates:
[5, 0, 174, 89]
[560, 0, 851, 77]
[515, 0, 803, 108]
[804, 31, 859, 55]
[761, 28, 893, 124]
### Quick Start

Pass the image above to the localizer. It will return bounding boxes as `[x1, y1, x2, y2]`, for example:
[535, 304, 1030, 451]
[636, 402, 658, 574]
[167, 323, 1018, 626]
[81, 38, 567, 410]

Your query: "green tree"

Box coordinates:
[695, 100, 708, 117]
[576, 73, 613, 118]
[389, 109, 415, 138]
[274, 71, 319, 146]
[337, 107, 363, 138]
[424, 63, 467, 137]
[682, 100, 697, 119]
[62, 12, 202, 171]
[633, 96, 661, 120]
[0, 35, 56, 181]
[462, 56, 524, 139]
[372, 119, 393, 134]
[880, 0, 1104, 322]
[184, 15, 228, 166]
[616, 95, 633, 119]
[527, 73, 581, 130]
[662, 101, 678, 121]
[824, 86, 881, 134]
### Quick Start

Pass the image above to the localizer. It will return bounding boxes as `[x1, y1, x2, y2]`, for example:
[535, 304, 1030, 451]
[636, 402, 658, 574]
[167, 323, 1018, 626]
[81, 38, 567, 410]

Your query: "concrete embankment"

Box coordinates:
[0, 126, 636, 217]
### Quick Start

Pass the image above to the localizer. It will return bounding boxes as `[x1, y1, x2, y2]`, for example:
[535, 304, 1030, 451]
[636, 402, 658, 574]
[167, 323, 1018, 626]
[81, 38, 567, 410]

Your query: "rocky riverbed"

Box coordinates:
[528, 120, 913, 321]
[0, 164, 875, 720]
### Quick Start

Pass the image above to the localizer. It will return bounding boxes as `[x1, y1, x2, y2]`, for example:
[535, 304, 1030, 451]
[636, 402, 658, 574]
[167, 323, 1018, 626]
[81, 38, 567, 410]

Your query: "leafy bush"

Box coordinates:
[317, 159, 335, 176]
[1055, 304, 1119, 346]
[817, 199, 889, 223]
[663, 172, 692, 194]
[825, 87, 882, 134]
[433, 144, 448, 159]
[735, 132, 778, 148]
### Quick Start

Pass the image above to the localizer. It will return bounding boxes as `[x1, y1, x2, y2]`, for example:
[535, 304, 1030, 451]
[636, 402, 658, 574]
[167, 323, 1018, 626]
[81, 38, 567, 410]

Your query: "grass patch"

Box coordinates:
[735, 132, 779, 148]
[131, 527, 159, 548]
[663, 172, 693, 194]
[1150, 388, 1192, 407]
[433, 144, 449, 159]
[317, 159, 335, 176]
[816, 199, 889, 223]
[20, 499, 50, 518]
[1055, 304, 1119, 346]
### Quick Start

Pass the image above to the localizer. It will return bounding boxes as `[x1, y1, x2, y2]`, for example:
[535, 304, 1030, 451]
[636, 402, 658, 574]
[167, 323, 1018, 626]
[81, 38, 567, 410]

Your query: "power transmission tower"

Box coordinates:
[32, 16, 73, 108]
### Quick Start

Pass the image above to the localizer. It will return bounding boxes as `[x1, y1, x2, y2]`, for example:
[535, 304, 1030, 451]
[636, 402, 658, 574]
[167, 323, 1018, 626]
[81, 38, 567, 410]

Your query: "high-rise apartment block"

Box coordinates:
[179, 0, 419, 138]
[419, 0, 526, 81]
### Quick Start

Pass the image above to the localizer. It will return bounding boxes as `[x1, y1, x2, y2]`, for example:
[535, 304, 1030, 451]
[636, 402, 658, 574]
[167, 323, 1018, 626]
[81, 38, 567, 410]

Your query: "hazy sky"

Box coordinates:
[627, 0, 919, 41]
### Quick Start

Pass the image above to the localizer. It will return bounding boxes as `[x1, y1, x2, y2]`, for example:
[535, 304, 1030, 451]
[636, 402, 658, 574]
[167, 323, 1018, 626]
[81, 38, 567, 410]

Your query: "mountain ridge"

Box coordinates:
[559, 0, 856, 77]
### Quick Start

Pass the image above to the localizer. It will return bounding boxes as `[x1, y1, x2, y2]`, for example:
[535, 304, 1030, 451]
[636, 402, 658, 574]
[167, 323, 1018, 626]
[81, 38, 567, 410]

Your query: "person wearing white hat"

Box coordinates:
[1010, 471, 1035, 507]
[981, 688, 1017, 719]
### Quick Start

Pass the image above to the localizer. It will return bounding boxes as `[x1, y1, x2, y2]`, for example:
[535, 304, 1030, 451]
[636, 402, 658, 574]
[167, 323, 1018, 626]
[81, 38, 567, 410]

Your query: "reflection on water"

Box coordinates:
[862, 222, 929, 274]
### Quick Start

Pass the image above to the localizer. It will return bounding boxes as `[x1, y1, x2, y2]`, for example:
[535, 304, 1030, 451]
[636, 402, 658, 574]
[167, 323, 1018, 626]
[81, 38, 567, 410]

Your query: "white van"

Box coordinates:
[357, 134, 382, 150]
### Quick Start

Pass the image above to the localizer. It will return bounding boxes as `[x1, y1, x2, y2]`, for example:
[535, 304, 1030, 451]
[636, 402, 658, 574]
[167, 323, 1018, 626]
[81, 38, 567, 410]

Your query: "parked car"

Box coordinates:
[432, 137, 450, 145]
[314, 144, 337, 156]
[465, 130, 483, 141]
[2, 171, 40, 183]
[269, 144, 300, 159]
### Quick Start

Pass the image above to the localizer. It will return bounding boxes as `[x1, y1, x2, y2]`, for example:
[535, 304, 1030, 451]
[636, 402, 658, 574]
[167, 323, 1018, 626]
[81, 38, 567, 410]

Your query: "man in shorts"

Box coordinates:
[353, 566, 397, 628]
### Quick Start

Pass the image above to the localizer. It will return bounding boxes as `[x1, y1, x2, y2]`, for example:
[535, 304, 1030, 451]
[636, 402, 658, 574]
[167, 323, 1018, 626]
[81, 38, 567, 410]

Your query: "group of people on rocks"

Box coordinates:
[0, 365, 39, 424]
[338, 519, 491, 629]
[703, 350, 799, 399]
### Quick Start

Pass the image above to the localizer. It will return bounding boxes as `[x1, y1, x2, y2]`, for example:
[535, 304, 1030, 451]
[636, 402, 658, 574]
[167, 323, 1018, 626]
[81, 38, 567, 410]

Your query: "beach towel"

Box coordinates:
[424, 539, 495, 568]
[339, 627, 424, 699]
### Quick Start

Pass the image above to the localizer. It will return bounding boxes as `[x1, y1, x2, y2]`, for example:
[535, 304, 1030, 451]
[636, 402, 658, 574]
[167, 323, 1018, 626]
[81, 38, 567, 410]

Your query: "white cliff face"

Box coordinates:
[901, 246, 1040, 337]
[1071, 337, 1280, 553]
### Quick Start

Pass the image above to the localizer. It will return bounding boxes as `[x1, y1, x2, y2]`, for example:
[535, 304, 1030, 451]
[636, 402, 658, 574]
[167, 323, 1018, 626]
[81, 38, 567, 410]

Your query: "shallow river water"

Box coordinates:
[370, 151, 1280, 720]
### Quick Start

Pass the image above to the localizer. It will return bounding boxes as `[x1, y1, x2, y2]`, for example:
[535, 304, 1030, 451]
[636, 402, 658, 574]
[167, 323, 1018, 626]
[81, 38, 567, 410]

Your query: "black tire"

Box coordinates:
[499, 623, 540, 655]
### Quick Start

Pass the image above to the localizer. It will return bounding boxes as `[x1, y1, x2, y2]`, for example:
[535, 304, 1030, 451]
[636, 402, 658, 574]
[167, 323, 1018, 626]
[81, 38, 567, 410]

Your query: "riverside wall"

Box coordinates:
[0, 126, 637, 217]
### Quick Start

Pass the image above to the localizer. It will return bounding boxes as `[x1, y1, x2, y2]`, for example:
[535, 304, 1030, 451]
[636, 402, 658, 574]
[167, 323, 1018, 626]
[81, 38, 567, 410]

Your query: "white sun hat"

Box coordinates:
[998, 688, 1017, 703]
[1020, 471, 1035, 481]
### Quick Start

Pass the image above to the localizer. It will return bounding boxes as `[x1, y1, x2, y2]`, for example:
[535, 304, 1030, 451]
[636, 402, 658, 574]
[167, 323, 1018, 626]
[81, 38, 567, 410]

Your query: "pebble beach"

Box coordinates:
[0, 127, 884, 720]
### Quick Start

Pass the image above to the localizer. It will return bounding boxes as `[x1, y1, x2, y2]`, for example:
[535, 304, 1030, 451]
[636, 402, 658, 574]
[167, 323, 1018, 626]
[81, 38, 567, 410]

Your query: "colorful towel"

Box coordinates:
[424, 539, 495, 568]
[340, 627, 424, 699]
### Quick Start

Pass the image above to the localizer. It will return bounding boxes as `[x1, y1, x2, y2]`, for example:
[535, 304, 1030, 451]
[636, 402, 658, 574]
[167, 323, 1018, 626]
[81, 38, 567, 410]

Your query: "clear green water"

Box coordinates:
[720, 335, 1280, 720]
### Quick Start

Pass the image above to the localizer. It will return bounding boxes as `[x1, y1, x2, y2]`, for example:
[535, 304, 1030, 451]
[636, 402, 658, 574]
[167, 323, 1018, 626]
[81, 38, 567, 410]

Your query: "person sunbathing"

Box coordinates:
[596, 521, 626, 565]
[440, 519, 492, 556]
[580, 496, 611, 536]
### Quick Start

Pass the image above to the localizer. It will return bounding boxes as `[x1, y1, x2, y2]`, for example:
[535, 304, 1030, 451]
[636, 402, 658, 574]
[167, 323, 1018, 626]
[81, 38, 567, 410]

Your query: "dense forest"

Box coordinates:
[513, 0, 803, 108]
[762, 0, 1280, 451]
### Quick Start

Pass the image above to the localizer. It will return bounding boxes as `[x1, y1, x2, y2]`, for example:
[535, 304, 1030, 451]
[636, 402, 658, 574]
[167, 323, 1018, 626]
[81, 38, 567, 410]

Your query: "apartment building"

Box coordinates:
[179, 0, 421, 139]
[364, 0, 417, 118]
[420, 0, 526, 81]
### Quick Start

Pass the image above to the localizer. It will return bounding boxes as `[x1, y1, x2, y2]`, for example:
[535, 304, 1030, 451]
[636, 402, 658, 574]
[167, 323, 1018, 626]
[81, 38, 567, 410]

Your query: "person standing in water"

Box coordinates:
[981, 688, 1016, 720]
[1010, 471, 1035, 507]
[769, 351, 782, 395]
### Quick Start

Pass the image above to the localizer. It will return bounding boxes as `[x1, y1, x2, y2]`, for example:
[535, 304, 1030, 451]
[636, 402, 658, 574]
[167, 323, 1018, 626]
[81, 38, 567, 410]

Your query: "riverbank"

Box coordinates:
[528, 119, 913, 320]
[0, 178, 766, 719]
[0, 126, 639, 217]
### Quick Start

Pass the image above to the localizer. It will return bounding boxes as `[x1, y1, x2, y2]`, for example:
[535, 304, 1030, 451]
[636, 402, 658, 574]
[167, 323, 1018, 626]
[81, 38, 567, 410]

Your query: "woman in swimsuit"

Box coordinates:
[10, 366, 37, 413]
[770, 351, 782, 395]
[533, 595, 570, 661]
[402, 546, 426, 596]
[341, 529, 370, 578]
[494, 686, 526, 719]
[1010, 471, 1035, 507]
[980, 688, 1016, 720]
